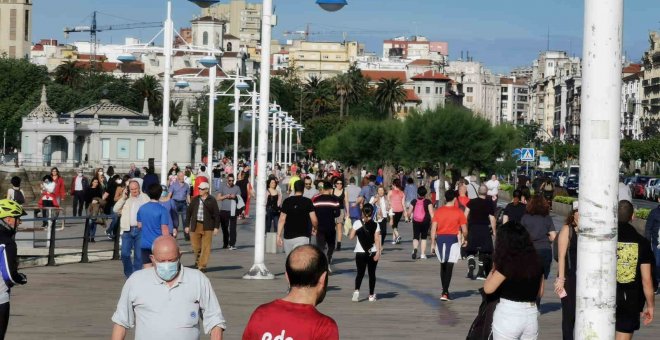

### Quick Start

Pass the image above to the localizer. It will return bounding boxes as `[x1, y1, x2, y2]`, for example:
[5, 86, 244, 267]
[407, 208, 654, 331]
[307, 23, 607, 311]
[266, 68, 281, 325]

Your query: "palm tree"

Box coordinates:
[53, 60, 82, 87]
[304, 76, 335, 118]
[375, 78, 406, 119]
[345, 63, 368, 116]
[132, 75, 163, 117]
[334, 74, 353, 118]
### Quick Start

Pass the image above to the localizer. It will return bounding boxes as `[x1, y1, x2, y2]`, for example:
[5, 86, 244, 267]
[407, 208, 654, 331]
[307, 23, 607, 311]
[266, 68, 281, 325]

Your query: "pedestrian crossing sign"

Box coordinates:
[521, 148, 535, 162]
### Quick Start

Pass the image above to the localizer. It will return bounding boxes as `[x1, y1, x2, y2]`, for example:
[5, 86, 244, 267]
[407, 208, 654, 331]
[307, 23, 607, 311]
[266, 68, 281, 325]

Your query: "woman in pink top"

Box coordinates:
[388, 178, 406, 245]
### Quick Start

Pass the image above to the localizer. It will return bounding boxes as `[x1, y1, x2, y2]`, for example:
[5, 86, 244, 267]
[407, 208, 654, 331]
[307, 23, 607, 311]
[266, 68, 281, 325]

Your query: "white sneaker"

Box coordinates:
[368, 294, 377, 302]
[391, 240, 396, 245]
[420, 254, 428, 259]
[352, 290, 359, 302]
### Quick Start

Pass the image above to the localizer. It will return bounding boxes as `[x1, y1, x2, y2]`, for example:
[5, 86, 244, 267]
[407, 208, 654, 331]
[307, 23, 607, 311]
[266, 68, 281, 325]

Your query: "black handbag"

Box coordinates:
[466, 288, 499, 340]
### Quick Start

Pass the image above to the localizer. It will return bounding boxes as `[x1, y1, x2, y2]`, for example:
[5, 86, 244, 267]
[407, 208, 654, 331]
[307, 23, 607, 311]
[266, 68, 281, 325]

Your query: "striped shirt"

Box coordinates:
[312, 194, 340, 232]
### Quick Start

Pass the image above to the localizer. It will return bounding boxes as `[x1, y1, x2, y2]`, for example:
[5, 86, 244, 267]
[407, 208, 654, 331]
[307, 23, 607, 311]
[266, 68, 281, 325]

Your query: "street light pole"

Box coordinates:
[233, 71, 240, 176]
[575, 0, 623, 337]
[277, 115, 283, 165]
[249, 82, 257, 187]
[271, 115, 277, 164]
[207, 64, 216, 190]
[160, 0, 173, 185]
[244, 0, 274, 279]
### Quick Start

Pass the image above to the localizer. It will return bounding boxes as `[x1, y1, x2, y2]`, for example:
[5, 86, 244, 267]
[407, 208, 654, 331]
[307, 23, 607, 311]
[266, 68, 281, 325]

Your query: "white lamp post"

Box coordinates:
[159, 0, 174, 185]
[200, 56, 218, 188]
[574, 0, 623, 337]
[249, 82, 258, 187]
[244, 0, 347, 280]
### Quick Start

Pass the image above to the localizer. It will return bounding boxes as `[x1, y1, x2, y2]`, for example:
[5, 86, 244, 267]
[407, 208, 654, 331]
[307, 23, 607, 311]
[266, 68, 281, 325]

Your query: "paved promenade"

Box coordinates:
[8, 214, 660, 339]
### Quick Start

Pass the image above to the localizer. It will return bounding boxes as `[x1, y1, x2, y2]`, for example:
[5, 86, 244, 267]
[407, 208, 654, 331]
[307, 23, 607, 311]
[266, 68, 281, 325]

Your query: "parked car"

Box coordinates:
[631, 176, 651, 199]
[565, 176, 579, 197]
[646, 178, 659, 200]
[649, 181, 660, 201]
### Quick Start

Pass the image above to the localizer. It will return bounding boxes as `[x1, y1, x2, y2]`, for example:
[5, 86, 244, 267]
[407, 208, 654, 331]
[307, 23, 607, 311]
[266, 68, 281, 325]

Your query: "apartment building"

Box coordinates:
[0, 0, 32, 59]
[382, 36, 448, 63]
[641, 31, 660, 136]
[202, 0, 262, 48]
[499, 77, 529, 125]
[529, 51, 581, 140]
[445, 60, 500, 125]
[287, 40, 361, 80]
[621, 64, 643, 140]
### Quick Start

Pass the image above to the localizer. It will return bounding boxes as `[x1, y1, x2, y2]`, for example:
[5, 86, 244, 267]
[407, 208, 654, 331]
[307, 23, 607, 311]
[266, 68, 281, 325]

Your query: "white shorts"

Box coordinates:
[435, 235, 460, 263]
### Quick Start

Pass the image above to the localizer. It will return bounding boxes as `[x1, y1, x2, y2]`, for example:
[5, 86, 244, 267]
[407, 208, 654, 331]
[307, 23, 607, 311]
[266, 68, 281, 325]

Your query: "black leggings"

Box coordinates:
[0, 302, 9, 339]
[377, 220, 387, 245]
[561, 275, 577, 340]
[355, 252, 378, 295]
[440, 262, 455, 294]
[391, 212, 403, 230]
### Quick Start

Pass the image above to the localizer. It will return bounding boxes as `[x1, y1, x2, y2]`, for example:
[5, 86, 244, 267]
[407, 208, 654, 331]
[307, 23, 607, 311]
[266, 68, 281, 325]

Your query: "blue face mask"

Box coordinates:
[155, 260, 180, 281]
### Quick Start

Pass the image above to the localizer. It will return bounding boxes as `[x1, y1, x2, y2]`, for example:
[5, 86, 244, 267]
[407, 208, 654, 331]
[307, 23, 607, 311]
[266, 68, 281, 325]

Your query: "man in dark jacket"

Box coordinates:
[185, 182, 220, 272]
[0, 199, 28, 338]
[644, 195, 660, 294]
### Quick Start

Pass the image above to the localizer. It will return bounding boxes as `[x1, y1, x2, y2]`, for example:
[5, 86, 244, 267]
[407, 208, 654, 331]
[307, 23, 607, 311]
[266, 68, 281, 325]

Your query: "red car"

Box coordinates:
[631, 176, 651, 199]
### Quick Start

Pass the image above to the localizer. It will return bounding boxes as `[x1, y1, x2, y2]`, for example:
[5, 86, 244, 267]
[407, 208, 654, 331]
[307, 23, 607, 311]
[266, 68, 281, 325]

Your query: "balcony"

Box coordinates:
[643, 79, 650, 87]
[653, 77, 660, 85]
[652, 98, 660, 107]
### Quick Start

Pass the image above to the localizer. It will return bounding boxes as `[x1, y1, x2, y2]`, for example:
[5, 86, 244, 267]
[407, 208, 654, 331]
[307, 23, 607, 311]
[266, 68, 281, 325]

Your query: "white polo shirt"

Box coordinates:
[112, 267, 226, 340]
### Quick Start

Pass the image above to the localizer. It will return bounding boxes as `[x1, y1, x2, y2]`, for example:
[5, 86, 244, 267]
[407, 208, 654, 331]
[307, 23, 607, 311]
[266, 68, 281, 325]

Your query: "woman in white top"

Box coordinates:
[349, 203, 382, 302]
[369, 186, 390, 246]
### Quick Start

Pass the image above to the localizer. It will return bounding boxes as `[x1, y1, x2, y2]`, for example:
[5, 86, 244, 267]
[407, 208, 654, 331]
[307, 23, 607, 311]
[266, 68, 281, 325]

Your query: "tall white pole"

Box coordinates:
[233, 72, 240, 176]
[575, 0, 623, 338]
[207, 64, 216, 193]
[249, 82, 257, 187]
[271, 116, 277, 164]
[160, 0, 173, 185]
[277, 117, 283, 165]
[286, 122, 293, 165]
[243, 0, 273, 279]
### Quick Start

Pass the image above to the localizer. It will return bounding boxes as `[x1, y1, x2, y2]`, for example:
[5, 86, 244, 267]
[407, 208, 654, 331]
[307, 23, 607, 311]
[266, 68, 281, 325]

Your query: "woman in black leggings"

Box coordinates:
[349, 204, 382, 302]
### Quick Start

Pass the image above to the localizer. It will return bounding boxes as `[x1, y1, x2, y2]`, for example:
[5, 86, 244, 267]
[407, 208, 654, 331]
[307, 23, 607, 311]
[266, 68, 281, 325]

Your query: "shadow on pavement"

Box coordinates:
[206, 265, 243, 273]
[540, 302, 561, 315]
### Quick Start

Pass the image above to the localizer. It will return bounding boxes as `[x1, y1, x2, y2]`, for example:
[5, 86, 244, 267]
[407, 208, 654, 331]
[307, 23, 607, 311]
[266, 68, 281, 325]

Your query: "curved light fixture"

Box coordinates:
[175, 80, 190, 89]
[117, 54, 137, 63]
[199, 56, 218, 68]
[236, 81, 250, 91]
[316, 0, 348, 12]
[285, 117, 294, 123]
[188, 0, 220, 8]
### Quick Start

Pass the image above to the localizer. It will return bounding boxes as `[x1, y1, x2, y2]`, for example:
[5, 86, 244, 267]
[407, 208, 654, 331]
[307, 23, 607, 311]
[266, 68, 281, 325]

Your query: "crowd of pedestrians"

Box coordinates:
[1, 158, 658, 339]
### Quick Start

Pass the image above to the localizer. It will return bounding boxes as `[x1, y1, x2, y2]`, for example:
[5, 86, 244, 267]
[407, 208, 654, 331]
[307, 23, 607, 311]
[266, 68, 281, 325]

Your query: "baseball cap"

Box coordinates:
[198, 182, 210, 189]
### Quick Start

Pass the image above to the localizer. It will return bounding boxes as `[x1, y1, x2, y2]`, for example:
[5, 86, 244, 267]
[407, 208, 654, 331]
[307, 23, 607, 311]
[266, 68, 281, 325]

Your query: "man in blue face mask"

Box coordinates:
[112, 236, 226, 340]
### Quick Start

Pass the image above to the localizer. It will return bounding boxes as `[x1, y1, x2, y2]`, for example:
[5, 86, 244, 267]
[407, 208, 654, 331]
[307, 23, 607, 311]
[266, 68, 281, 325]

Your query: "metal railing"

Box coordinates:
[18, 207, 118, 266]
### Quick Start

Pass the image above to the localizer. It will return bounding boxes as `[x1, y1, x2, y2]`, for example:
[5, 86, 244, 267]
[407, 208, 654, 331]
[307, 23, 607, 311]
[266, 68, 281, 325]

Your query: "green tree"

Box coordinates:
[304, 76, 335, 118]
[344, 63, 369, 117]
[374, 78, 406, 119]
[53, 60, 83, 87]
[301, 116, 345, 151]
[132, 75, 163, 117]
[333, 73, 352, 118]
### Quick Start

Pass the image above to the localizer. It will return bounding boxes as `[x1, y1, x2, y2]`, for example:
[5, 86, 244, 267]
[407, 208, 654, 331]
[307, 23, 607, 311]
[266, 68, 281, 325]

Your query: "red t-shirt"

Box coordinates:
[432, 205, 467, 235]
[242, 299, 339, 340]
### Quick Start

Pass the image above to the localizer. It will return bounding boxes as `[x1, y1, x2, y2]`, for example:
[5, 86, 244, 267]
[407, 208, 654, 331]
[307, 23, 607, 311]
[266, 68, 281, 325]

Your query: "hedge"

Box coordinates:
[500, 184, 513, 195]
[635, 208, 651, 220]
[553, 196, 577, 205]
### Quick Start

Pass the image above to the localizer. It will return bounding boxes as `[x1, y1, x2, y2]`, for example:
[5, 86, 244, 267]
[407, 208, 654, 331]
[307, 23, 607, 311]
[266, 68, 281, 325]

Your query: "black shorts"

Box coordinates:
[141, 248, 153, 265]
[616, 312, 640, 334]
[466, 224, 493, 253]
[412, 221, 429, 240]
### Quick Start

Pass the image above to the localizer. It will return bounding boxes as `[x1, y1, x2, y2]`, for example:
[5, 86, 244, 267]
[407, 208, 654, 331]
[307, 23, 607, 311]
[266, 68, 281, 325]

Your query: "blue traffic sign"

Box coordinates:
[521, 148, 535, 162]
[511, 148, 522, 160]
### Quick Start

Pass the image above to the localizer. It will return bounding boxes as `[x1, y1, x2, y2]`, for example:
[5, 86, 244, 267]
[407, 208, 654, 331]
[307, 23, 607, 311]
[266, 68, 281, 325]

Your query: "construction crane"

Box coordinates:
[283, 24, 405, 42]
[64, 11, 162, 71]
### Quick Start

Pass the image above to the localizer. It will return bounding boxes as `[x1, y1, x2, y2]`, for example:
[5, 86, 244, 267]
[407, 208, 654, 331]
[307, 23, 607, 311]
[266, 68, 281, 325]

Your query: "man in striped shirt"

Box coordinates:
[312, 181, 340, 267]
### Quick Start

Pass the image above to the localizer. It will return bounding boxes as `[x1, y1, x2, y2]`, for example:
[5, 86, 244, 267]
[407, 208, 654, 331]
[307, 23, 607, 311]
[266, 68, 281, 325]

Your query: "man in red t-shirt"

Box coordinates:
[431, 190, 468, 301]
[242, 245, 339, 340]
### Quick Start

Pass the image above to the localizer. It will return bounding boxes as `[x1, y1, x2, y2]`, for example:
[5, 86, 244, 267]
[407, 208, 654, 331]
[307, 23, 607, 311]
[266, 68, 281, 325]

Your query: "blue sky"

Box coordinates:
[33, 0, 658, 73]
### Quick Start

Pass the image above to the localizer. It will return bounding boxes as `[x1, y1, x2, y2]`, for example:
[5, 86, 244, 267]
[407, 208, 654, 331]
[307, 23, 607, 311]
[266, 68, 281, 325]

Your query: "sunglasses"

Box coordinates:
[200, 188, 209, 190]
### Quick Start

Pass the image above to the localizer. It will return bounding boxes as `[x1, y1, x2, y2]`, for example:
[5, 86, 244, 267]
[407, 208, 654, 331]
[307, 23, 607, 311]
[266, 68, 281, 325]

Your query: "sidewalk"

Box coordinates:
[8, 215, 659, 339]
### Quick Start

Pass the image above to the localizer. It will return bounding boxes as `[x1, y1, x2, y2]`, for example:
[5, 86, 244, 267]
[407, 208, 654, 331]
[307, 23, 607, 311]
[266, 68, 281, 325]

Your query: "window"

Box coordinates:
[417, 87, 421, 94]
[435, 87, 439, 94]
[10, 9, 17, 41]
[517, 103, 525, 110]
[501, 87, 508, 93]
[202, 32, 208, 45]
[137, 140, 145, 160]
[466, 96, 473, 103]
[502, 103, 508, 109]
[467, 87, 473, 93]
[438, 87, 443, 94]
[101, 139, 110, 159]
[117, 139, 130, 159]
[24, 10, 29, 42]
[425, 87, 430, 94]
[226, 42, 232, 51]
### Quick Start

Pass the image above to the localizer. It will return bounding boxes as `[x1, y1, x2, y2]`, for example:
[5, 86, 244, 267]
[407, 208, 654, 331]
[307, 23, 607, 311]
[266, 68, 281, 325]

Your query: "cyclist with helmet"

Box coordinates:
[0, 199, 28, 337]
